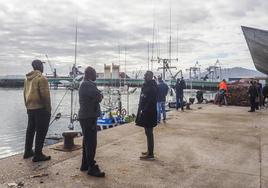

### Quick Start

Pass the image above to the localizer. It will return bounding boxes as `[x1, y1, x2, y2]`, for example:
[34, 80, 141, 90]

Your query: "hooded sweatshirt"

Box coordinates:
[23, 70, 51, 113]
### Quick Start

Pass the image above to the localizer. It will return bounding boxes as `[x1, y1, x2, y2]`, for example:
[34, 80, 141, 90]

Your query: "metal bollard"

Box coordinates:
[62, 130, 79, 149]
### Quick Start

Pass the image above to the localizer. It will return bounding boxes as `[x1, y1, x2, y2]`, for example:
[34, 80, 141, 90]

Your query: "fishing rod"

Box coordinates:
[48, 74, 83, 127]
[48, 89, 69, 127]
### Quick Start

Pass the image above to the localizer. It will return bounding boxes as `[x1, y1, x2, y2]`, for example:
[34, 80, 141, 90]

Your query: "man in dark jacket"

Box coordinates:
[78, 66, 105, 177]
[263, 85, 268, 106]
[23, 59, 51, 162]
[248, 81, 258, 112]
[136, 71, 158, 160]
[256, 80, 262, 109]
[175, 77, 186, 111]
[157, 77, 169, 123]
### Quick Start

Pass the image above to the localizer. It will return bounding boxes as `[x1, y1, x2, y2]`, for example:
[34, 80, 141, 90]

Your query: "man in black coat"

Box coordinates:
[175, 77, 186, 111]
[136, 71, 158, 160]
[78, 66, 105, 177]
[248, 81, 258, 112]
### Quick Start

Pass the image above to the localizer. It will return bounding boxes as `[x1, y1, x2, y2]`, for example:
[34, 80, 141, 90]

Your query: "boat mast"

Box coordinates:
[169, 0, 172, 65]
[176, 24, 179, 60]
[74, 22, 78, 68]
[69, 21, 78, 130]
[148, 41, 150, 70]
[124, 45, 127, 85]
[151, 1, 155, 71]
[151, 0, 177, 81]
[118, 44, 121, 87]
[125, 44, 129, 115]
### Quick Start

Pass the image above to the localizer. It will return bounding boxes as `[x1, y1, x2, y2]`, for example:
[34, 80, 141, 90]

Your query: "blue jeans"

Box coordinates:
[157, 101, 166, 122]
[176, 95, 184, 110]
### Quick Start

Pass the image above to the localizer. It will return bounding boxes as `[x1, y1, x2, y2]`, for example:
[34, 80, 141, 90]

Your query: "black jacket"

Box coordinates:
[135, 80, 158, 128]
[175, 80, 186, 96]
[78, 80, 102, 119]
[248, 85, 258, 98]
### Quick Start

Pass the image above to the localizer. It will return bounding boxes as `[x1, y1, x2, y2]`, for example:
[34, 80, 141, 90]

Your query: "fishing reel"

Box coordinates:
[68, 113, 79, 130]
[49, 113, 62, 126]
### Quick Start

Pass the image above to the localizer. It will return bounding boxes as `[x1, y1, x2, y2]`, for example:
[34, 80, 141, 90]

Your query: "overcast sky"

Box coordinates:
[0, 0, 267, 76]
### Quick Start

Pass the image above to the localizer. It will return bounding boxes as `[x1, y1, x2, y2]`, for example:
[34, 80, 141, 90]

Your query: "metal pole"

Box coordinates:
[127, 88, 129, 115]
[169, 0, 172, 65]
[148, 41, 150, 70]
[69, 21, 78, 130]
[189, 69, 192, 80]
[74, 22, 78, 67]
[177, 24, 179, 60]
[70, 87, 73, 125]
[163, 60, 166, 81]
[118, 45, 121, 87]
[124, 45, 127, 85]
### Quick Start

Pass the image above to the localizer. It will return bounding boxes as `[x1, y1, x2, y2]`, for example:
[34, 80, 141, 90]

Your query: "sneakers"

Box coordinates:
[248, 110, 255, 112]
[23, 150, 34, 159]
[140, 154, 155, 161]
[87, 165, 105, 177]
[32, 154, 51, 162]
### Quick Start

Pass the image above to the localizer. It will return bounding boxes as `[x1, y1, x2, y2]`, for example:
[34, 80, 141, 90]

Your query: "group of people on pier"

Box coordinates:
[22, 59, 187, 178]
[215, 78, 267, 112]
[22, 59, 268, 178]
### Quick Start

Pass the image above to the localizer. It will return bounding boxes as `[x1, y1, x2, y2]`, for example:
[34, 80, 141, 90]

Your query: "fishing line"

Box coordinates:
[49, 89, 69, 126]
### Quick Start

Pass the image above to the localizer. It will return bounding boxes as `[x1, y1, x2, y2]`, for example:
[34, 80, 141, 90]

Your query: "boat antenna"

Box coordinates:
[125, 41, 129, 114]
[148, 41, 150, 70]
[69, 20, 78, 130]
[124, 44, 127, 85]
[176, 24, 179, 60]
[74, 21, 78, 69]
[169, 0, 172, 65]
[151, 0, 156, 71]
[157, 26, 160, 57]
[118, 44, 121, 87]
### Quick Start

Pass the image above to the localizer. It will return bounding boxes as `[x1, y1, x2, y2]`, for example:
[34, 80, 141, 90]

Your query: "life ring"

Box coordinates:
[73, 113, 78, 121]
[117, 108, 127, 116]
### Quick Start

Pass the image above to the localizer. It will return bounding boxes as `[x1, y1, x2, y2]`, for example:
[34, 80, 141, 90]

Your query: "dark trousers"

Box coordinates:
[218, 90, 226, 105]
[263, 96, 268, 106]
[25, 109, 50, 155]
[144, 127, 154, 156]
[176, 95, 184, 110]
[250, 96, 256, 111]
[79, 118, 97, 168]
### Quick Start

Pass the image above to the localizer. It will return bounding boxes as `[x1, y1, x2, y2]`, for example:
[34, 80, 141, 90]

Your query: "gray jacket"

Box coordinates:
[78, 80, 102, 119]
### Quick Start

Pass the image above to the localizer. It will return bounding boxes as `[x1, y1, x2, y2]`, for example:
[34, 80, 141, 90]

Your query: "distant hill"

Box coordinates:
[220, 67, 266, 78]
[197, 67, 266, 80]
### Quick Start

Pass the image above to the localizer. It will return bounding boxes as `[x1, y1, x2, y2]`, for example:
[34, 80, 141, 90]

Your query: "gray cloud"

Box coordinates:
[0, 0, 267, 76]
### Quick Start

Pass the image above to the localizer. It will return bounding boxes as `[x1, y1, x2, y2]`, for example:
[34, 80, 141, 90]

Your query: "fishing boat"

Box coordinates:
[97, 112, 125, 130]
[96, 86, 133, 130]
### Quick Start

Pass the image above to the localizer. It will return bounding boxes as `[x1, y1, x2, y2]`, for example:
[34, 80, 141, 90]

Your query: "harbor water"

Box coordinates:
[0, 87, 215, 159]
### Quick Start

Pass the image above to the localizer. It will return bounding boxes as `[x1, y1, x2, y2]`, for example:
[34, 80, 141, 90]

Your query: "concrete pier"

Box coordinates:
[0, 104, 268, 188]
